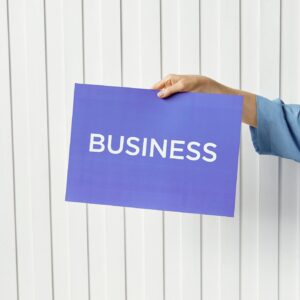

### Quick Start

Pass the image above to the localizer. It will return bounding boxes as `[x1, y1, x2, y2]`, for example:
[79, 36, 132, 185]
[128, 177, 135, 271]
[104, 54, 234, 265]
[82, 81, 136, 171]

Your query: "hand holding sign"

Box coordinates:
[152, 73, 257, 127]
[65, 84, 243, 217]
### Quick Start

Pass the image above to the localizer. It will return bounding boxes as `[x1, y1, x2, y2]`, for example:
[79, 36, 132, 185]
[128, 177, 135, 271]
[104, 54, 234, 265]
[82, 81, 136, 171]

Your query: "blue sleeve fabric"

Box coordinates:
[249, 94, 300, 162]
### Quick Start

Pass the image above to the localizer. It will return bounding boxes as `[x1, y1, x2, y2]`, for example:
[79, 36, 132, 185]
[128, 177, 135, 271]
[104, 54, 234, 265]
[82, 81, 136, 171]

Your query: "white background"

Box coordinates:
[1, 0, 300, 299]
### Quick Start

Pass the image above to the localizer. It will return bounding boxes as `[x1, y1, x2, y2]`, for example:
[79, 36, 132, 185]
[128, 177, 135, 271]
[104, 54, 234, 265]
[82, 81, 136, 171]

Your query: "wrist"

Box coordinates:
[201, 78, 257, 127]
[230, 88, 257, 127]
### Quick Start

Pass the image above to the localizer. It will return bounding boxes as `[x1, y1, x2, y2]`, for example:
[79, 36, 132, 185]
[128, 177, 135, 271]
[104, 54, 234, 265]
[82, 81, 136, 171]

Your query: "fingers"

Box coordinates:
[157, 81, 184, 98]
[151, 74, 184, 98]
[151, 79, 165, 90]
[151, 73, 177, 90]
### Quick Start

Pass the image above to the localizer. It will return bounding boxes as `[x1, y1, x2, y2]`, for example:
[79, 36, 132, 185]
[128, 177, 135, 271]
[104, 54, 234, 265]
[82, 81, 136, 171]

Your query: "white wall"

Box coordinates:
[1, 0, 300, 299]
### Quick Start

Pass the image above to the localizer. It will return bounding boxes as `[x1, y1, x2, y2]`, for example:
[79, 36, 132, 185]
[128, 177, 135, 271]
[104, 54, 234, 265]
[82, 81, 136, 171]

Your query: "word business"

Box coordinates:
[89, 133, 217, 162]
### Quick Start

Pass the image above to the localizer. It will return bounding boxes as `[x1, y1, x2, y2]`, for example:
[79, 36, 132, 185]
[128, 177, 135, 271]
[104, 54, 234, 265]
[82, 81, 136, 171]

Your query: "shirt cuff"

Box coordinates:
[249, 94, 282, 155]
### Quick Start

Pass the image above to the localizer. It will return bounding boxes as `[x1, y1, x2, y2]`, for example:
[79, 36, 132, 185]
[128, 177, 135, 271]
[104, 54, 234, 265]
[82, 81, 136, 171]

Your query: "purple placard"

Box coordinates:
[65, 83, 243, 217]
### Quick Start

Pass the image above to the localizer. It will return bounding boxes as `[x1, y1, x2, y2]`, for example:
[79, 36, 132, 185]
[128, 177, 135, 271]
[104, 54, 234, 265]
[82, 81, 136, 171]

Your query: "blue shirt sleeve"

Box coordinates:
[249, 94, 300, 162]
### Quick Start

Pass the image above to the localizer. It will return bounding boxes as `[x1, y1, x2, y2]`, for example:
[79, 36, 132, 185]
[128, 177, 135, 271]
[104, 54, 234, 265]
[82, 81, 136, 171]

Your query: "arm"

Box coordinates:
[152, 74, 257, 127]
[152, 74, 300, 162]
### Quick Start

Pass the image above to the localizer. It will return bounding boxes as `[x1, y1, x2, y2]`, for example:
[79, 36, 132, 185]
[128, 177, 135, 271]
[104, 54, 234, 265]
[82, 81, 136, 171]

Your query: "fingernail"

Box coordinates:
[157, 91, 164, 98]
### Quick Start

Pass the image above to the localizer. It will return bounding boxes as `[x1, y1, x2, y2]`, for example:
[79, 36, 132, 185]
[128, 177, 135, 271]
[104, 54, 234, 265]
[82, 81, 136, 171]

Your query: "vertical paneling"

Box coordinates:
[121, 1, 146, 299]
[1, 0, 300, 299]
[162, 1, 201, 300]
[178, 1, 201, 299]
[0, 0, 18, 299]
[280, 0, 300, 299]
[122, 1, 164, 300]
[140, 2, 164, 300]
[200, 1, 221, 299]
[219, 1, 240, 299]
[161, 1, 182, 299]
[62, 0, 90, 299]
[258, 1, 280, 299]
[44, 0, 71, 298]
[8, 0, 53, 299]
[240, 0, 260, 299]
[83, 0, 126, 300]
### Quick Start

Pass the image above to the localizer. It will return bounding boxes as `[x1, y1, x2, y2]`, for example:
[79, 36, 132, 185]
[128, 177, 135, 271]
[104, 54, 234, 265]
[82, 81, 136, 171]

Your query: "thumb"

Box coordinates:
[157, 82, 183, 98]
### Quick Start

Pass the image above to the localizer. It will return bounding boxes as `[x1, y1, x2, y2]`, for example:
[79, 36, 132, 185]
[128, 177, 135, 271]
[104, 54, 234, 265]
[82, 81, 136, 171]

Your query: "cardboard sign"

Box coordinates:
[65, 83, 243, 217]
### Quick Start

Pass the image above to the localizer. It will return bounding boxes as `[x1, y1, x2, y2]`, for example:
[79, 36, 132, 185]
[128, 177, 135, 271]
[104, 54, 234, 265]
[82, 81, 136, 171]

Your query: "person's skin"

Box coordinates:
[151, 74, 257, 128]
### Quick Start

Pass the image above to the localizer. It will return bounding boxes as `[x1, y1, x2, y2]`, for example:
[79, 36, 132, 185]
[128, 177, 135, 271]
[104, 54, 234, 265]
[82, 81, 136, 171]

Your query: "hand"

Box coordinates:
[151, 74, 257, 127]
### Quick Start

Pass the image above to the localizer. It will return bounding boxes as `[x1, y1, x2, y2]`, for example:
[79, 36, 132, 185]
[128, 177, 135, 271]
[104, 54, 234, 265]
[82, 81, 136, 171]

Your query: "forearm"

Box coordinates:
[230, 88, 257, 127]
[214, 83, 257, 127]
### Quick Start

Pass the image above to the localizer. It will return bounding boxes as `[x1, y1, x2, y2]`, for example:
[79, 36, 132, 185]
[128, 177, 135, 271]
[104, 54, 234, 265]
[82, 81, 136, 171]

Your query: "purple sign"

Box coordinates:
[65, 83, 243, 217]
